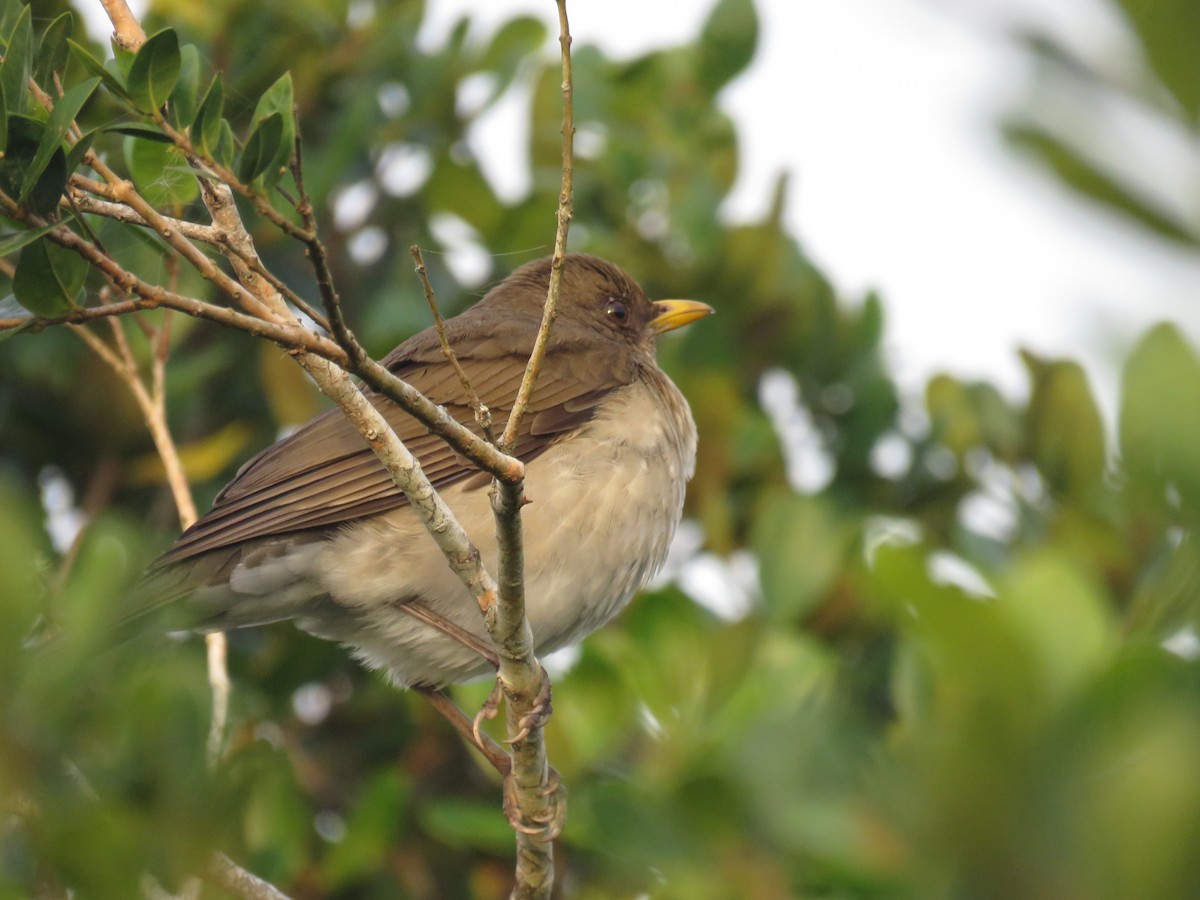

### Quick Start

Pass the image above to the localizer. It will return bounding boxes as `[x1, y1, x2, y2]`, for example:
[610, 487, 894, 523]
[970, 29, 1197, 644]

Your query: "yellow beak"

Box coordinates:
[649, 299, 715, 336]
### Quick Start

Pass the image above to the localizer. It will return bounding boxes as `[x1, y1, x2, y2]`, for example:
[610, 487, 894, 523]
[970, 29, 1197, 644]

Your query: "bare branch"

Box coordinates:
[500, 0, 575, 453]
[410, 245, 493, 439]
[66, 191, 224, 245]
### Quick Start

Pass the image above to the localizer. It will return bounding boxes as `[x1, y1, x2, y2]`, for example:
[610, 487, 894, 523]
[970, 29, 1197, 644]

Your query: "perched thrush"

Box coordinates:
[151, 254, 712, 686]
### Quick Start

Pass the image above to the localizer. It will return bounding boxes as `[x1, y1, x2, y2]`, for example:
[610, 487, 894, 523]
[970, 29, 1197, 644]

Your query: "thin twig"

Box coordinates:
[499, 0, 575, 453]
[409, 245, 493, 440]
[0, 197, 346, 360]
[285, 118, 520, 480]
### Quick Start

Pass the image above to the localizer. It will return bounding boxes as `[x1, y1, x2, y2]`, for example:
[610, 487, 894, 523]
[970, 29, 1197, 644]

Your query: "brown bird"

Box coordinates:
[150, 254, 712, 687]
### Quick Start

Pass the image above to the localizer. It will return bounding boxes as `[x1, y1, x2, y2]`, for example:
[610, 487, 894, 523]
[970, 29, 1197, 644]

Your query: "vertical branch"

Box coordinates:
[492, 3, 576, 898]
[500, 0, 575, 451]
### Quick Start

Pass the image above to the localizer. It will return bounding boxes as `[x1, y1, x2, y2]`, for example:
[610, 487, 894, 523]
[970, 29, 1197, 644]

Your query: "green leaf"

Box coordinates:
[123, 136, 198, 208]
[752, 489, 853, 622]
[167, 43, 201, 129]
[34, 11, 73, 87]
[126, 28, 181, 113]
[1021, 351, 1106, 498]
[0, 115, 67, 216]
[696, 0, 758, 95]
[192, 73, 224, 156]
[21, 77, 99, 203]
[1004, 122, 1199, 247]
[236, 111, 283, 184]
[68, 38, 129, 98]
[1120, 323, 1200, 510]
[12, 236, 86, 317]
[248, 73, 295, 186]
[1114, 0, 1200, 120]
[213, 119, 236, 168]
[0, 0, 20, 45]
[0, 4, 32, 115]
[419, 798, 514, 853]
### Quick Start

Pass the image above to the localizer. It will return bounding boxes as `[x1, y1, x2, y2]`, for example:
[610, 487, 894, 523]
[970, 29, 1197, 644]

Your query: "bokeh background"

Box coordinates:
[3, 0, 1200, 897]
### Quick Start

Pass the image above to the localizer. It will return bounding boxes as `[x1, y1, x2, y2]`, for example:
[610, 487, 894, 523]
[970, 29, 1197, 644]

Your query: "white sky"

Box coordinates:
[420, 0, 1200, 413]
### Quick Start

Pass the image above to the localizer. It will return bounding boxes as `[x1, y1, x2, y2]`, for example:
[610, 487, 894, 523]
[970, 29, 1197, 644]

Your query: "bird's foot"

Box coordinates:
[504, 664, 553, 745]
[471, 678, 504, 748]
[503, 764, 567, 842]
[471, 665, 554, 747]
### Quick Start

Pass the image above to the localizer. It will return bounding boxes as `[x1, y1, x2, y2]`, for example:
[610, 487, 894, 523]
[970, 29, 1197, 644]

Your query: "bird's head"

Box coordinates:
[481, 254, 713, 357]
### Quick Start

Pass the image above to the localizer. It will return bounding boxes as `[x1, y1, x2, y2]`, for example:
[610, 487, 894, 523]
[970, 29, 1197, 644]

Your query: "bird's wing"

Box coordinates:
[155, 342, 630, 566]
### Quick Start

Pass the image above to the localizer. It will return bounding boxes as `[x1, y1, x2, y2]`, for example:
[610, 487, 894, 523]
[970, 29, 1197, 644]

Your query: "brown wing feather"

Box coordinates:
[156, 339, 630, 566]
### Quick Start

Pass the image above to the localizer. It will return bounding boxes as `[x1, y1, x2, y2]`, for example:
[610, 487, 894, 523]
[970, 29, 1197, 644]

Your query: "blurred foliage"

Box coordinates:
[1002, 0, 1200, 249]
[2, 0, 1200, 897]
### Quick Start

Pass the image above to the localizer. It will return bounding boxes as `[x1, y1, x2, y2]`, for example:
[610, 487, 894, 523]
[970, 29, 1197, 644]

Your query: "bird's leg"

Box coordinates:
[415, 683, 566, 840]
[414, 686, 510, 775]
[397, 599, 500, 669]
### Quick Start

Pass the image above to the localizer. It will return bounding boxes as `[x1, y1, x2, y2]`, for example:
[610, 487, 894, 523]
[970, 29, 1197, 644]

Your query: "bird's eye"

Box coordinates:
[606, 298, 628, 322]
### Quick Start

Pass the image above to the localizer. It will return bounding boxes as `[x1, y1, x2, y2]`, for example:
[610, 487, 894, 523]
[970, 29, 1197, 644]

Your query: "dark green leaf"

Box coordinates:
[104, 122, 173, 143]
[236, 111, 283, 184]
[127, 28, 181, 113]
[696, 0, 758, 95]
[34, 11, 73, 87]
[12, 236, 86, 316]
[67, 38, 130, 98]
[167, 43, 201, 129]
[192, 73, 224, 156]
[0, 4, 31, 115]
[0, 115, 67, 216]
[21, 78, 99, 203]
